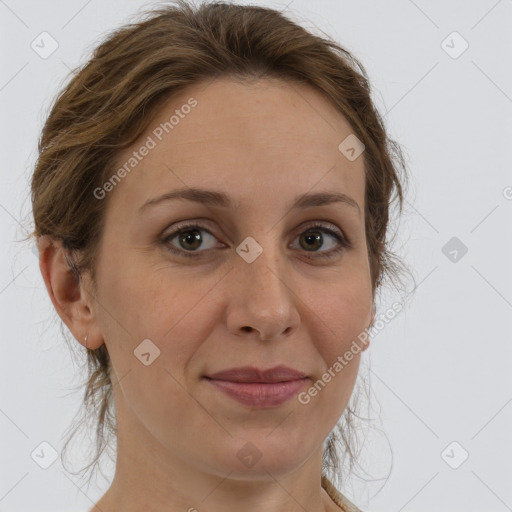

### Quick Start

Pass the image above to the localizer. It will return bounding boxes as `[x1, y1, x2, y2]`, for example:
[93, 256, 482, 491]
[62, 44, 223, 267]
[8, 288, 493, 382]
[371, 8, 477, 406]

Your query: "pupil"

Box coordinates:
[303, 232, 321, 250]
[181, 230, 201, 249]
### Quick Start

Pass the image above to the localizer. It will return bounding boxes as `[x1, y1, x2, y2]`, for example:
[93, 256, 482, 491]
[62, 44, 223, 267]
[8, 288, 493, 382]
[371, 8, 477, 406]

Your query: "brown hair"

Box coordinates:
[29, 0, 411, 489]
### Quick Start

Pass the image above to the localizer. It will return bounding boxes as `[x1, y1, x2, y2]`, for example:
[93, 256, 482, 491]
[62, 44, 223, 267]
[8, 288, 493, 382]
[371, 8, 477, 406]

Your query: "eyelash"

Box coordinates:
[161, 222, 351, 260]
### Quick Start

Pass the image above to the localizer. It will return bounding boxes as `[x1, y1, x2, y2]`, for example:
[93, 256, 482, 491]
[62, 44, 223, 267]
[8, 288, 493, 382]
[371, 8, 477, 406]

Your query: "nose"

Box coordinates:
[226, 243, 300, 342]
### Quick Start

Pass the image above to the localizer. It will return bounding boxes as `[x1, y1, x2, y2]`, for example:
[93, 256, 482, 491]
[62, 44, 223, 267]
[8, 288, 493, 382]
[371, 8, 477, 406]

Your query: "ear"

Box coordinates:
[362, 302, 376, 352]
[37, 235, 104, 350]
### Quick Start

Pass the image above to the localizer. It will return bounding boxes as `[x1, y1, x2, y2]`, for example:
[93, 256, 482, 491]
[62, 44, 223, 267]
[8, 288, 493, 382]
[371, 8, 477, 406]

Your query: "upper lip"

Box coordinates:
[205, 365, 307, 383]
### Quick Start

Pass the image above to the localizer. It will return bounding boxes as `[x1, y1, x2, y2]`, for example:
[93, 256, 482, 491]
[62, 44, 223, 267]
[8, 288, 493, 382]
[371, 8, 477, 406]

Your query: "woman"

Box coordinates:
[31, 1, 409, 510]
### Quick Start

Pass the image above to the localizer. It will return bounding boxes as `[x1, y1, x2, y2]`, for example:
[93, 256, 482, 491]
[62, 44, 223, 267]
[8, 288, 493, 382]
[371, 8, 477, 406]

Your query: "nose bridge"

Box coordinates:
[228, 233, 299, 339]
[236, 233, 286, 299]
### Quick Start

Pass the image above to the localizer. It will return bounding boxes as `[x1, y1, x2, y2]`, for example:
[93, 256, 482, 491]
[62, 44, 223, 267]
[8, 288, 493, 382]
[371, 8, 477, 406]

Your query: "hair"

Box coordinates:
[28, 0, 412, 493]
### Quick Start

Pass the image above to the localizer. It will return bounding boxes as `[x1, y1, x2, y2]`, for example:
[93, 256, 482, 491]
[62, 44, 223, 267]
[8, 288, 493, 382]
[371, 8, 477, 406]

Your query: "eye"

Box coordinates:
[290, 222, 350, 259]
[161, 222, 350, 259]
[161, 224, 220, 258]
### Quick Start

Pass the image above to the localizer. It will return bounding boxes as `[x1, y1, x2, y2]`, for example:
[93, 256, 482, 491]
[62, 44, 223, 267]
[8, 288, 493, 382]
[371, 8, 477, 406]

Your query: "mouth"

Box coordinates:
[203, 365, 309, 407]
[205, 365, 307, 383]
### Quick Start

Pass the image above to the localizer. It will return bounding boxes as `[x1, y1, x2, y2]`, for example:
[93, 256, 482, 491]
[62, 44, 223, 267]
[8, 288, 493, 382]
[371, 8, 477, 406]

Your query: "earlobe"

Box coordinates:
[37, 235, 104, 350]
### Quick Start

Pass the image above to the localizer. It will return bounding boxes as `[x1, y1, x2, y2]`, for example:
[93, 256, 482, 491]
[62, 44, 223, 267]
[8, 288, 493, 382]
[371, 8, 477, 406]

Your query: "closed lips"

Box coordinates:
[204, 366, 309, 408]
[204, 365, 308, 383]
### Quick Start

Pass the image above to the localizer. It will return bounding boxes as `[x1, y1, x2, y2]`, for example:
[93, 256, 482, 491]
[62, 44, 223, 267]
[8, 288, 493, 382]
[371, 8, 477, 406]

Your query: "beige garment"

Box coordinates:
[321, 475, 363, 512]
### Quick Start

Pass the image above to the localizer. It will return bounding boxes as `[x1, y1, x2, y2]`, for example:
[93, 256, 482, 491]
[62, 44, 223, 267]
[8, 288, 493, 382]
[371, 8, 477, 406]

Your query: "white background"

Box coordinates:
[1, 0, 511, 511]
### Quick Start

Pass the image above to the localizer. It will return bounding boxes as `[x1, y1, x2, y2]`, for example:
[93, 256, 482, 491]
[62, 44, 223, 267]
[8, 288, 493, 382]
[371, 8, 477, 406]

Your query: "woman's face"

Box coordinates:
[85, 77, 373, 478]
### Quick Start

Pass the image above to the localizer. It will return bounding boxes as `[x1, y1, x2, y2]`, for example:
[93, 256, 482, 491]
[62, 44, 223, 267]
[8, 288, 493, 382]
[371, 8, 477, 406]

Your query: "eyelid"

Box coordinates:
[162, 220, 226, 243]
[162, 217, 348, 239]
[294, 219, 351, 246]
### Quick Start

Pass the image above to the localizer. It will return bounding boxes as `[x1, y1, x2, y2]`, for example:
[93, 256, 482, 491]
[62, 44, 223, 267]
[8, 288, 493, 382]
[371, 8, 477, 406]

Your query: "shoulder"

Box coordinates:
[321, 474, 364, 512]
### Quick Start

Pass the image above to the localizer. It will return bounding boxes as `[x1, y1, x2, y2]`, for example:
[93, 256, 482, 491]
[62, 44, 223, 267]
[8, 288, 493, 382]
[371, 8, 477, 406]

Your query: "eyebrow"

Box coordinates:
[139, 187, 361, 217]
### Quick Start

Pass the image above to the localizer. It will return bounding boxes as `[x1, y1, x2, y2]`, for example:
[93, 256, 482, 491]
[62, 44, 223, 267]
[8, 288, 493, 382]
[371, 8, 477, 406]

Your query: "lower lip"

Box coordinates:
[205, 378, 308, 407]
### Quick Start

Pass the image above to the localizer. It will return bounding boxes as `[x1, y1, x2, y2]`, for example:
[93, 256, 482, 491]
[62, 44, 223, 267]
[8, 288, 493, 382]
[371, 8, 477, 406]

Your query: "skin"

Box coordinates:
[39, 77, 375, 512]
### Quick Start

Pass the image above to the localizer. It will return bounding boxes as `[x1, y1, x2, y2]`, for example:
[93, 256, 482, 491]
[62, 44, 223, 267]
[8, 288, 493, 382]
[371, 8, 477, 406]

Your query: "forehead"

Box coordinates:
[106, 77, 365, 216]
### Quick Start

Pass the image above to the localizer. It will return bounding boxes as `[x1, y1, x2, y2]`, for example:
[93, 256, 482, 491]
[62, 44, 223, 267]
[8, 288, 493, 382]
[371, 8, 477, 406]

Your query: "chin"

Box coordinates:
[200, 435, 313, 479]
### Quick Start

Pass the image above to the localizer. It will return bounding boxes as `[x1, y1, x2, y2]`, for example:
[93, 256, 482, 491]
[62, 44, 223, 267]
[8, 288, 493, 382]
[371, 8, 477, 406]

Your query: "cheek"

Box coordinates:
[309, 276, 372, 357]
[96, 261, 220, 373]
[297, 290, 367, 435]
[94, 266, 214, 436]
[290, 271, 371, 411]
